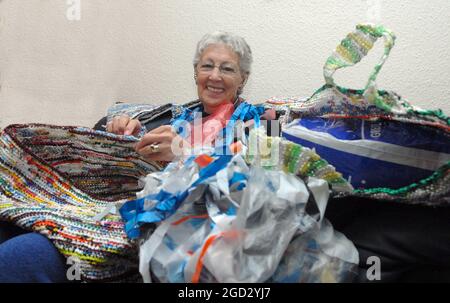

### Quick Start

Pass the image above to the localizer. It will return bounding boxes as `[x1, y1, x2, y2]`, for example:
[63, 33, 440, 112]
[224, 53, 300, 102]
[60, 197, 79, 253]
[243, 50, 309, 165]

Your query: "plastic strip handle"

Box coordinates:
[323, 24, 396, 110]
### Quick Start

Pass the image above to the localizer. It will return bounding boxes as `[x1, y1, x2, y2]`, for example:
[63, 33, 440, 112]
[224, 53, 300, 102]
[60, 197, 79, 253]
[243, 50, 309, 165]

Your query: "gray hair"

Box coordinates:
[193, 31, 253, 76]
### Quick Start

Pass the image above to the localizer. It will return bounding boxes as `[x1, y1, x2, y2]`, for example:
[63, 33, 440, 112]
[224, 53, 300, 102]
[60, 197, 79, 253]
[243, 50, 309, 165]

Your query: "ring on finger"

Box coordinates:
[149, 143, 160, 154]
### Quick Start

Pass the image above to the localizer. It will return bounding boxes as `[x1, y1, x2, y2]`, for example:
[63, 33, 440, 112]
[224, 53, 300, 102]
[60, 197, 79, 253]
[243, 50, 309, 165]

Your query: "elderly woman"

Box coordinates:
[106, 31, 274, 161]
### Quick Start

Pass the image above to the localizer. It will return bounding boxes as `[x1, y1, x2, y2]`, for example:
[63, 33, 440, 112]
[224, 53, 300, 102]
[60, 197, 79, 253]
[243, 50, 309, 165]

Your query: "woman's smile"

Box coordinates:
[206, 85, 225, 94]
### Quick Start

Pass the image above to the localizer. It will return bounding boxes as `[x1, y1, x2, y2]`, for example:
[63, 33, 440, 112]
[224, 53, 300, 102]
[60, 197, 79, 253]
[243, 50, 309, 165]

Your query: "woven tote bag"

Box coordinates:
[271, 24, 449, 205]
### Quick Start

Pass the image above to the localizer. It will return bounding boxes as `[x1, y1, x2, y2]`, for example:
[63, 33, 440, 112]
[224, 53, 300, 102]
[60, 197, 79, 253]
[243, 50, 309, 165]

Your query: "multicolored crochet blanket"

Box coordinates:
[0, 124, 162, 282]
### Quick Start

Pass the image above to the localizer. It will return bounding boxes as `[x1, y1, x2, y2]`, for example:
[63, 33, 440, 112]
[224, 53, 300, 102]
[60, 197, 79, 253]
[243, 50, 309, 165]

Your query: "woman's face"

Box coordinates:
[196, 44, 245, 114]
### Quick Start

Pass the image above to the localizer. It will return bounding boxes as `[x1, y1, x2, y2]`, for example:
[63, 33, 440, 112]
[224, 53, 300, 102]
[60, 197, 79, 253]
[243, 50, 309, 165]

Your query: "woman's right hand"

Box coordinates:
[106, 115, 142, 136]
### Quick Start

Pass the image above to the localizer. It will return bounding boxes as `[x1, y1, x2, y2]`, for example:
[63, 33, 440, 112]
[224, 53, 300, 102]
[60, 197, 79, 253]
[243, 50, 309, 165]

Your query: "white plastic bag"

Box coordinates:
[134, 130, 359, 283]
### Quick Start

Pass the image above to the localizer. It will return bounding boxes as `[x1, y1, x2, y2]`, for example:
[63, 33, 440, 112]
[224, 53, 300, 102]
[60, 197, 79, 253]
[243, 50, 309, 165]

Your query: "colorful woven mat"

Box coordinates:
[0, 124, 162, 282]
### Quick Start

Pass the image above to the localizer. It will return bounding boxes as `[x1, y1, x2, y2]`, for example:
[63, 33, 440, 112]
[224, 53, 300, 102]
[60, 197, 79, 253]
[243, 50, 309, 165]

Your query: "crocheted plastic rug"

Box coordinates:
[0, 124, 162, 282]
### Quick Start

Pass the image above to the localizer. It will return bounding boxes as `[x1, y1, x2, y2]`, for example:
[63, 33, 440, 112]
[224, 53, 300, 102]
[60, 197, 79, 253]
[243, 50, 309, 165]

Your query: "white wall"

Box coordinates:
[1, 0, 449, 128]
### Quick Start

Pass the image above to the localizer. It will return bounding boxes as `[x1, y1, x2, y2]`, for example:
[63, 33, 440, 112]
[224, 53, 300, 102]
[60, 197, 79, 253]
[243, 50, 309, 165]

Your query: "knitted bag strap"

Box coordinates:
[323, 24, 396, 112]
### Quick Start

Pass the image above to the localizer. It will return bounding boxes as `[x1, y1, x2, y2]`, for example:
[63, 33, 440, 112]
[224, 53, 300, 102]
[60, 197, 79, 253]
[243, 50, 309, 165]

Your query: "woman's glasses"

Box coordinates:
[197, 61, 240, 77]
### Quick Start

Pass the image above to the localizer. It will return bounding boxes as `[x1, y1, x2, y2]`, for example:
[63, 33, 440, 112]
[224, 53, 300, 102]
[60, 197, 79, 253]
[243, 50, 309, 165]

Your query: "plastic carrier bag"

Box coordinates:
[274, 24, 449, 205]
[120, 128, 359, 283]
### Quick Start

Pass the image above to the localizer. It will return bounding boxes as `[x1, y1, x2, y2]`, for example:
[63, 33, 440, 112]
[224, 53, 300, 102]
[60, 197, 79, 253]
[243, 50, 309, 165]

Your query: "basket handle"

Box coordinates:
[323, 24, 396, 110]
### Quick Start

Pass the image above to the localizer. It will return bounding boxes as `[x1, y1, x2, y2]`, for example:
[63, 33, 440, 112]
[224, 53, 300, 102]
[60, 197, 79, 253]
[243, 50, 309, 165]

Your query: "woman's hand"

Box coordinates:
[135, 125, 189, 162]
[106, 115, 142, 136]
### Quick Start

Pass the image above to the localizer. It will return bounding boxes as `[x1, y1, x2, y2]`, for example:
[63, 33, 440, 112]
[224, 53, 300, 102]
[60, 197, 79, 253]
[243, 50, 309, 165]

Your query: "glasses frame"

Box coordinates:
[196, 60, 241, 77]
